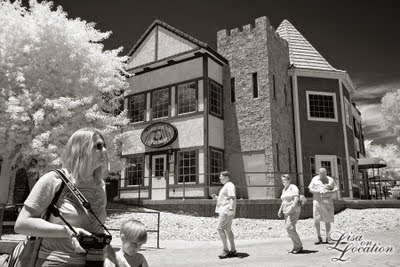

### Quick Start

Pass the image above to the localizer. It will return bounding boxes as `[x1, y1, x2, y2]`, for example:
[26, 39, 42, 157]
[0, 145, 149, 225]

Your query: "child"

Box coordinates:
[211, 171, 237, 259]
[105, 219, 149, 267]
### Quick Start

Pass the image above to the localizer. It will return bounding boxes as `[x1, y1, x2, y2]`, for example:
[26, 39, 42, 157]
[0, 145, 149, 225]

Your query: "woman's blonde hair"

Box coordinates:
[60, 128, 108, 184]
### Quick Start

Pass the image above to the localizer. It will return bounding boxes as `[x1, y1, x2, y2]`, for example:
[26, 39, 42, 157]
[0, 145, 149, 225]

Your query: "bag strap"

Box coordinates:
[52, 169, 111, 236]
[43, 176, 66, 220]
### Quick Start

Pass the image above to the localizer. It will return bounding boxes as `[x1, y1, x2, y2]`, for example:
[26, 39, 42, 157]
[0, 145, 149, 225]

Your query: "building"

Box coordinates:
[120, 20, 228, 200]
[119, 16, 363, 201]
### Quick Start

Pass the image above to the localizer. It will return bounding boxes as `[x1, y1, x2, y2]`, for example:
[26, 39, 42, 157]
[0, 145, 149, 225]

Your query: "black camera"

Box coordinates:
[78, 233, 112, 250]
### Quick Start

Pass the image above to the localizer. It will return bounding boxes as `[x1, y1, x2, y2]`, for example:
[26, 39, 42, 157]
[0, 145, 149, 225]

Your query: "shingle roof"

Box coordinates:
[276, 19, 341, 72]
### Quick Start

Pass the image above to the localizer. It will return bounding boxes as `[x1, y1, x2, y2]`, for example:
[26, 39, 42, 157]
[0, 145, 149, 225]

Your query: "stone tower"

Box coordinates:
[217, 16, 296, 198]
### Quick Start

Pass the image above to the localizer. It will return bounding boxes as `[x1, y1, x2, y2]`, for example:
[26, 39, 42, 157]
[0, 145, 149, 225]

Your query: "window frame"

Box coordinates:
[176, 81, 198, 115]
[344, 97, 352, 129]
[177, 149, 198, 184]
[306, 91, 338, 122]
[209, 81, 223, 118]
[151, 87, 170, 120]
[128, 93, 146, 123]
[209, 148, 224, 186]
[125, 155, 145, 187]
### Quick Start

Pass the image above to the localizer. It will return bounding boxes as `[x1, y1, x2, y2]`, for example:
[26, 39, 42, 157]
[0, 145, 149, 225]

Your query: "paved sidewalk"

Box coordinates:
[1, 230, 399, 266]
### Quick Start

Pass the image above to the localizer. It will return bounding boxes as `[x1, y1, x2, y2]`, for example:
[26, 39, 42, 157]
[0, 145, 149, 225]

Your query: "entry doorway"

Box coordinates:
[315, 155, 338, 178]
[151, 154, 167, 200]
[315, 155, 341, 198]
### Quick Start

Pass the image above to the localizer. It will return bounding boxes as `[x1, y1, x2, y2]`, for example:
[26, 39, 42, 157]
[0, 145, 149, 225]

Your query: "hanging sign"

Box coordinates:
[140, 122, 178, 148]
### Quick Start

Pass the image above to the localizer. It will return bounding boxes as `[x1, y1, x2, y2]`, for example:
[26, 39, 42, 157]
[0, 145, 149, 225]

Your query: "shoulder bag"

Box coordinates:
[3, 170, 66, 267]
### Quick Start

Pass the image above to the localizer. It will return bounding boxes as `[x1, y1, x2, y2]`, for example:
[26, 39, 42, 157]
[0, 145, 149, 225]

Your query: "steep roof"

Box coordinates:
[276, 20, 341, 72]
[126, 20, 228, 70]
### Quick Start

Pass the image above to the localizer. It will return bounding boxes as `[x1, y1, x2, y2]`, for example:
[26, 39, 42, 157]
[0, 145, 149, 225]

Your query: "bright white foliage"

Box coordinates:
[364, 140, 400, 179]
[381, 89, 400, 143]
[0, 0, 130, 174]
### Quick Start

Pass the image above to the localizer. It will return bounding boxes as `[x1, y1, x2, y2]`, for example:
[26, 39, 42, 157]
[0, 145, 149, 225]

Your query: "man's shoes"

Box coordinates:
[219, 250, 230, 259]
[292, 247, 303, 254]
[314, 237, 323, 245]
[228, 250, 238, 257]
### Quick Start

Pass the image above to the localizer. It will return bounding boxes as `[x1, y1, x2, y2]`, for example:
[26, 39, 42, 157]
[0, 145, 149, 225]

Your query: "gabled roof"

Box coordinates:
[276, 20, 341, 72]
[126, 20, 228, 70]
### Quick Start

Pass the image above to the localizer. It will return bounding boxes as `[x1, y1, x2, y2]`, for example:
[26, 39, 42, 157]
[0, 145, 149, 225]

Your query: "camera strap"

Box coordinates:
[52, 169, 112, 236]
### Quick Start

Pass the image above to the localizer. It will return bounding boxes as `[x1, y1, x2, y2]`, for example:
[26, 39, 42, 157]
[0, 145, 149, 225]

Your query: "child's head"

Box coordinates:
[120, 219, 148, 256]
[219, 171, 231, 184]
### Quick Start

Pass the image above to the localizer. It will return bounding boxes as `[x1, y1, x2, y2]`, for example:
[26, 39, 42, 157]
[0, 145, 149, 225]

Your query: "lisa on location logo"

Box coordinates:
[327, 231, 394, 262]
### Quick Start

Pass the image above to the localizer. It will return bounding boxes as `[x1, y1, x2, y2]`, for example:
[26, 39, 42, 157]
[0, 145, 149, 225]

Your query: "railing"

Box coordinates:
[357, 179, 400, 200]
[0, 205, 161, 249]
[118, 171, 345, 200]
[106, 208, 161, 249]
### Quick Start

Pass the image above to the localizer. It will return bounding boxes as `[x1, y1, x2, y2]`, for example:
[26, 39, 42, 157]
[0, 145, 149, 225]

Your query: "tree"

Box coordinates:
[381, 89, 400, 142]
[364, 140, 400, 180]
[0, 0, 130, 204]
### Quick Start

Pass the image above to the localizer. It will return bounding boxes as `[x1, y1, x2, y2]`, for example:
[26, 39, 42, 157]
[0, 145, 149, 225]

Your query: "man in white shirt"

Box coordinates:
[211, 171, 237, 259]
[308, 168, 338, 244]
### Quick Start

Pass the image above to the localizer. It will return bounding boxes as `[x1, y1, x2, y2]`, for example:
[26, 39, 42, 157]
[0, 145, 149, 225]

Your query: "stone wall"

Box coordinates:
[217, 16, 294, 198]
[266, 24, 296, 196]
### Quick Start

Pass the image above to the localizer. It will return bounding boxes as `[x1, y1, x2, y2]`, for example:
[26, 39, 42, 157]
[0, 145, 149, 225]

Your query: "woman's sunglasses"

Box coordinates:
[95, 142, 106, 150]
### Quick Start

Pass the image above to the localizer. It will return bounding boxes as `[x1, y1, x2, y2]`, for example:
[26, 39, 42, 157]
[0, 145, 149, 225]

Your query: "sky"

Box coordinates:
[33, 0, 400, 146]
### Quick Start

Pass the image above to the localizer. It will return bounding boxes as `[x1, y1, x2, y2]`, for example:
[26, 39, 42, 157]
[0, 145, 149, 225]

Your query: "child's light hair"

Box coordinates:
[220, 171, 231, 179]
[60, 128, 108, 184]
[121, 219, 148, 244]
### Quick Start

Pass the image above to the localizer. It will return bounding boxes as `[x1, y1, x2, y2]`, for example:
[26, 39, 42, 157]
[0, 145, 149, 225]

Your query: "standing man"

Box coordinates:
[211, 171, 237, 259]
[308, 168, 338, 244]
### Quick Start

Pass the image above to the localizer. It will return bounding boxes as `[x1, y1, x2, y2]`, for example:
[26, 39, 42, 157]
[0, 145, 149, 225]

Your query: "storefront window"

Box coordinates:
[128, 94, 145, 123]
[177, 150, 197, 183]
[209, 82, 222, 117]
[210, 149, 223, 185]
[177, 82, 197, 114]
[126, 156, 144, 186]
[152, 88, 169, 119]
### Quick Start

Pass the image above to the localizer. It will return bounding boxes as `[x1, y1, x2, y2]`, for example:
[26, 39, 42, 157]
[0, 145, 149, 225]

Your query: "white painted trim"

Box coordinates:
[288, 68, 356, 94]
[350, 157, 358, 187]
[344, 97, 353, 129]
[151, 154, 167, 177]
[198, 79, 204, 111]
[315, 154, 341, 199]
[291, 75, 304, 193]
[351, 105, 362, 121]
[315, 155, 338, 177]
[146, 93, 151, 121]
[339, 81, 353, 198]
[306, 91, 338, 122]
[171, 86, 176, 116]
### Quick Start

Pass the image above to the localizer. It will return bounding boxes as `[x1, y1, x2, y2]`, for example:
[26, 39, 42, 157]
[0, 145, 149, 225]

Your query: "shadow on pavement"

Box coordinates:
[297, 249, 318, 254]
[236, 252, 250, 259]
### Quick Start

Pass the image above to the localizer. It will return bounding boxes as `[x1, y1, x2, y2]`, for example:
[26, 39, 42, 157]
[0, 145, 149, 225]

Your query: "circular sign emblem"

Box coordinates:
[140, 122, 178, 148]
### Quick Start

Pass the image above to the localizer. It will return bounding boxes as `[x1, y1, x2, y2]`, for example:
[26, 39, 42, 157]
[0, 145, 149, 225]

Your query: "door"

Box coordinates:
[151, 154, 167, 200]
[315, 155, 340, 198]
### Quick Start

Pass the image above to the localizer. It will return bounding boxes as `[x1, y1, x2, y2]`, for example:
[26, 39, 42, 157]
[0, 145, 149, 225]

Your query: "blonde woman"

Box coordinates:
[278, 174, 303, 254]
[15, 128, 118, 266]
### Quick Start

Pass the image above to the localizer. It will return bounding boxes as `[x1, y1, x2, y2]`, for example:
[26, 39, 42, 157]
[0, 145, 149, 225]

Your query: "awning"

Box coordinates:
[358, 157, 387, 169]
